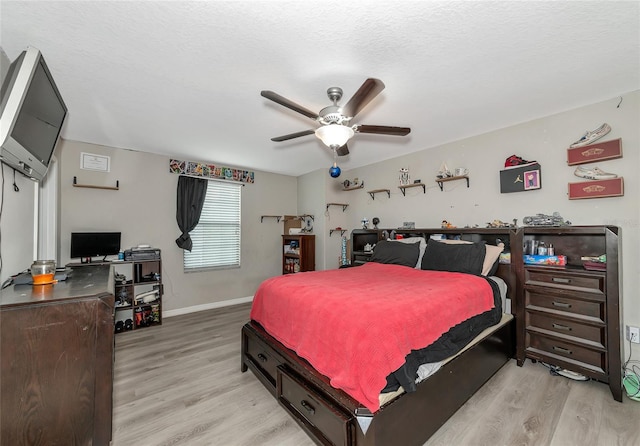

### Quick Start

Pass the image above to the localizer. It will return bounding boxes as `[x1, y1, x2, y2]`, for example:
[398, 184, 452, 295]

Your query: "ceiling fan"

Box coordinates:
[261, 78, 411, 177]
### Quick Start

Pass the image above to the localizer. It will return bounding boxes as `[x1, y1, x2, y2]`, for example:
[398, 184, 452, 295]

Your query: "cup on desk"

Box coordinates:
[454, 168, 469, 177]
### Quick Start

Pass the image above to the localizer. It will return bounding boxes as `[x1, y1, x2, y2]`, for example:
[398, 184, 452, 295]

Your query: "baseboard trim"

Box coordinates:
[164, 296, 254, 318]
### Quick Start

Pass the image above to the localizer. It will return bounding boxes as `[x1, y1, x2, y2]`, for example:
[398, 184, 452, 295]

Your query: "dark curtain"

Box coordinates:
[175, 175, 207, 251]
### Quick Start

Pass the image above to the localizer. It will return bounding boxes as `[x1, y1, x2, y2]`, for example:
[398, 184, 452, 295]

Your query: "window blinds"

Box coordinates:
[184, 181, 241, 271]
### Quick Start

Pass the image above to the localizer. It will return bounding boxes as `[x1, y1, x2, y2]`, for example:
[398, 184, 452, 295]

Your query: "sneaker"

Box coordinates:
[574, 165, 618, 180]
[570, 123, 611, 148]
[504, 155, 537, 169]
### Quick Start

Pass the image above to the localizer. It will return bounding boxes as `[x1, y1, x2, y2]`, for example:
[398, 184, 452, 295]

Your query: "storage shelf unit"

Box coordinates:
[516, 225, 621, 402]
[112, 258, 163, 332]
[282, 234, 315, 274]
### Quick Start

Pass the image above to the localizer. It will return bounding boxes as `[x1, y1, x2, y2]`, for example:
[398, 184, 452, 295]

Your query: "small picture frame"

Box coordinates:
[81, 152, 110, 172]
[524, 169, 541, 190]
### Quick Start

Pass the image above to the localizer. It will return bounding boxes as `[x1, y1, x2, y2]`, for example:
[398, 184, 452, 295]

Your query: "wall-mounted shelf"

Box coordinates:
[260, 215, 282, 223]
[398, 183, 425, 196]
[283, 214, 315, 221]
[343, 182, 364, 191]
[326, 203, 349, 212]
[73, 176, 119, 190]
[436, 175, 469, 191]
[367, 189, 390, 200]
[329, 228, 347, 236]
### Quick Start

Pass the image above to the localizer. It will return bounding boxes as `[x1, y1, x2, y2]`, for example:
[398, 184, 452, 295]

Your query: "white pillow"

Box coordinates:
[388, 237, 427, 269]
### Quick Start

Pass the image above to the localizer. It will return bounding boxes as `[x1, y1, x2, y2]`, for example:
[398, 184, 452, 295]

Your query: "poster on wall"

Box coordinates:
[169, 159, 255, 183]
[566, 138, 622, 166]
[500, 163, 542, 193]
[568, 177, 624, 199]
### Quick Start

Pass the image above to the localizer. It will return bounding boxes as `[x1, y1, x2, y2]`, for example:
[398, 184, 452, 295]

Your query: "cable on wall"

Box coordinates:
[12, 168, 19, 192]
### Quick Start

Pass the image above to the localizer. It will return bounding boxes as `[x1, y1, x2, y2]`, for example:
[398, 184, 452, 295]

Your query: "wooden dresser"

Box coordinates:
[515, 226, 622, 401]
[1, 264, 115, 445]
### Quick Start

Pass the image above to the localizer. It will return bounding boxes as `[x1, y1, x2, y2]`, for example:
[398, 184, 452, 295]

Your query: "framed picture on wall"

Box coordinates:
[524, 169, 541, 190]
[500, 163, 542, 193]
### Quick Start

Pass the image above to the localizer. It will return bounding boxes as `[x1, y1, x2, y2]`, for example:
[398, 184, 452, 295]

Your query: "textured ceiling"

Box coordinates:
[1, 1, 639, 176]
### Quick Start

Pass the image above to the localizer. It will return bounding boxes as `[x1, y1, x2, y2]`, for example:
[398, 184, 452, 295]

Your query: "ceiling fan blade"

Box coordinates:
[336, 144, 349, 156]
[355, 125, 411, 136]
[271, 129, 316, 142]
[261, 90, 318, 120]
[341, 78, 385, 118]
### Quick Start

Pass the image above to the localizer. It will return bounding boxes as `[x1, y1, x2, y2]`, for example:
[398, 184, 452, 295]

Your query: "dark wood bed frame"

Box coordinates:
[241, 228, 518, 446]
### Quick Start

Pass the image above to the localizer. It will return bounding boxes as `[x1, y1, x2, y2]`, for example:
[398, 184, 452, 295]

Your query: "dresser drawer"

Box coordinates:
[526, 312, 604, 348]
[525, 269, 605, 295]
[246, 333, 281, 387]
[277, 366, 352, 446]
[526, 290, 604, 323]
[526, 332, 605, 373]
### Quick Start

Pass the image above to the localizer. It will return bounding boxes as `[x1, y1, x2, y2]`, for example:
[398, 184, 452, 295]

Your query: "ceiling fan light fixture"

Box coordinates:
[315, 124, 354, 148]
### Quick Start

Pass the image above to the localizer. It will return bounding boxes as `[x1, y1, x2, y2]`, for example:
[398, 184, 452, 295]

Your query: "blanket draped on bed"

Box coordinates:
[250, 262, 495, 412]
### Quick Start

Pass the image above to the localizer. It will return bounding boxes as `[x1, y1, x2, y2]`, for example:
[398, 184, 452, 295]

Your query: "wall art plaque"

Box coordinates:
[568, 177, 624, 200]
[567, 138, 622, 166]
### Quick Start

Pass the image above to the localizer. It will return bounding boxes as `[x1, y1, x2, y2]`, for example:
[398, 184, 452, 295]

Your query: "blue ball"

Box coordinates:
[329, 165, 341, 178]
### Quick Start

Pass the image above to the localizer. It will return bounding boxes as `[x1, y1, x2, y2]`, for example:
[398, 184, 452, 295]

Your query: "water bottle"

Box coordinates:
[537, 242, 547, 256]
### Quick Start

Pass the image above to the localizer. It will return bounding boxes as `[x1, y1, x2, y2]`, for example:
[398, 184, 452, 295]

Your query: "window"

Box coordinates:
[184, 180, 241, 271]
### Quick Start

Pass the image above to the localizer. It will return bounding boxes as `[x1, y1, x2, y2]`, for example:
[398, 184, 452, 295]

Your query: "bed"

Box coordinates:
[241, 229, 517, 446]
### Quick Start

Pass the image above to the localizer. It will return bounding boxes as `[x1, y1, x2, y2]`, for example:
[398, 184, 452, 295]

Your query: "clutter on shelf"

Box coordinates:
[522, 212, 571, 226]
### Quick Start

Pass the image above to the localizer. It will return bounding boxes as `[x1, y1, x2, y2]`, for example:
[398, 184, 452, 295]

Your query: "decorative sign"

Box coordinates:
[568, 177, 624, 200]
[81, 152, 110, 172]
[567, 138, 622, 166]
[500, 163, 542, 193]
[169, 159, 254, 183]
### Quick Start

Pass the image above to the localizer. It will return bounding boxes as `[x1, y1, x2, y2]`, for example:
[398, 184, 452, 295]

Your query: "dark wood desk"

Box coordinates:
[1, 265, 115, 445]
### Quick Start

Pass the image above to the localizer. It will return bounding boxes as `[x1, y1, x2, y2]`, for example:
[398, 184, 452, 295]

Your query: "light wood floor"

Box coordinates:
[113, 303, 640, 446]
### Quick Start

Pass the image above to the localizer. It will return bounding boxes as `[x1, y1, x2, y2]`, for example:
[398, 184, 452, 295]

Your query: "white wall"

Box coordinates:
[321, 91, 639, 360]
[0, 163, 37, 283]
[58, 140, 297, 312]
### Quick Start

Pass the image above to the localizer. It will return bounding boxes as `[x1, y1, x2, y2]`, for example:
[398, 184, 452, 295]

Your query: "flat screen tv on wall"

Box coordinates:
[0, 46, 67, 181]
[70, 232, 121, 262]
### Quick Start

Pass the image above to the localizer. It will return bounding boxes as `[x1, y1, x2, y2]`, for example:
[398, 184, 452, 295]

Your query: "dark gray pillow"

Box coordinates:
[370, 240, 420, 268]
[421, 240, 486, 275]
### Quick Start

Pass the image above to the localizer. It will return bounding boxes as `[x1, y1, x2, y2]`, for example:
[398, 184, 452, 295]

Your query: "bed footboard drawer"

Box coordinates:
[245, 332, 281, 388]
[277, 366, 352, 446]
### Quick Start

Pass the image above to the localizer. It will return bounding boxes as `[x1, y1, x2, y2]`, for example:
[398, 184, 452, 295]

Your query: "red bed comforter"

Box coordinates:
[250, 262, 495, 412]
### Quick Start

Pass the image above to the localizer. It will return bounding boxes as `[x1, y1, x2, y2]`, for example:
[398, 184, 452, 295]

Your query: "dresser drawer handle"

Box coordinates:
[300, 399, 315, 415]
[552, 301, 571, 308]
[552, 277, 571, 284]
[552, 346, 572, 355]
[257, 353, 268, 362]
[552, 323, 572, 331]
